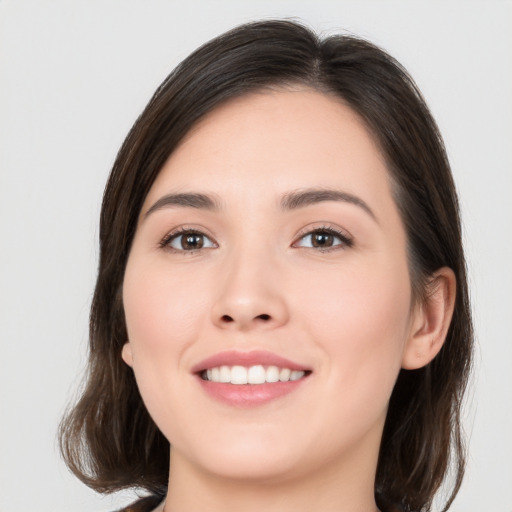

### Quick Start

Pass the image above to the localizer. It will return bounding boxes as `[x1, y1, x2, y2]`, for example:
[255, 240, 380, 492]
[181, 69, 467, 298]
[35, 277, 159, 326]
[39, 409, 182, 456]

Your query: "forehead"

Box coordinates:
[144, 88, 393, 215]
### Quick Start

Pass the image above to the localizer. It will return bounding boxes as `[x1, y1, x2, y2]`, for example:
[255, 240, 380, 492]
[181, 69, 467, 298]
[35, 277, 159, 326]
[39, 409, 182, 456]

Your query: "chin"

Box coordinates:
[197, 454, 302, 483]
[175, 430, 308, 483]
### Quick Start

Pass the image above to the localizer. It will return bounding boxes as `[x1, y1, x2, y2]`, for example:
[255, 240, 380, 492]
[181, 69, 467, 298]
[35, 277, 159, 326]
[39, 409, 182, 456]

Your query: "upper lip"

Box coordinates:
[191, 350, 311, 374]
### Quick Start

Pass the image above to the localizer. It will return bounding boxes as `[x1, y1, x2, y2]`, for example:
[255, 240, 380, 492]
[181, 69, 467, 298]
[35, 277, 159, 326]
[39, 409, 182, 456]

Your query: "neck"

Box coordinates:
[162, 445, 380, 512]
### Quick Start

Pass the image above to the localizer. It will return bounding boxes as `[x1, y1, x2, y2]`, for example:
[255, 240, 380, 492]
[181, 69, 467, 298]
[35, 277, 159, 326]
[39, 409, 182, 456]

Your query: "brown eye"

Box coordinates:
[295, 228, 352, 250]
[165, 231, 216, 251]
[311, 232, 335, 248]
[181, 233, 204, 250]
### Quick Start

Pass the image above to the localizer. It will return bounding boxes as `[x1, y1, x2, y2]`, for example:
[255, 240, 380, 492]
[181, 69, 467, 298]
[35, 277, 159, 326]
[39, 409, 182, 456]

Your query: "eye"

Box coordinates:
[294, 227, 353, 251]
[161, 229, 217, 252]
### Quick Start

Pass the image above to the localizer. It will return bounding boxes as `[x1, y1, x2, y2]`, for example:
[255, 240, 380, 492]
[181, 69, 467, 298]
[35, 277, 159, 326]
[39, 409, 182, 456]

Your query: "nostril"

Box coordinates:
[218, 313, 272, 325]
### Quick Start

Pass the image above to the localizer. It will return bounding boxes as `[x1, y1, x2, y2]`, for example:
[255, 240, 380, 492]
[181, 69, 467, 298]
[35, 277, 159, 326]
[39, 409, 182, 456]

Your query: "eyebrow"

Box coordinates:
[280, 188, 377, 221]
[144, 188, 376, 222]
[144, 192, 222, 218]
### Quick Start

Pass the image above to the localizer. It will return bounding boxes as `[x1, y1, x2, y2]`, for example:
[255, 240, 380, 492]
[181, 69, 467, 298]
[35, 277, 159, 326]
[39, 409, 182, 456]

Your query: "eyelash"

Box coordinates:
[159, 225, 353, 254]
[159, 227, 216, 254]
[293, 225, 354, 252]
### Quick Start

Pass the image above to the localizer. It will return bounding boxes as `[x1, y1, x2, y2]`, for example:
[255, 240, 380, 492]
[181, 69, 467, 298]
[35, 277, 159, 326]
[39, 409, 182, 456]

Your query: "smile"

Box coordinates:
[193, 350, 312, 406]
[201, 365, 307, 384]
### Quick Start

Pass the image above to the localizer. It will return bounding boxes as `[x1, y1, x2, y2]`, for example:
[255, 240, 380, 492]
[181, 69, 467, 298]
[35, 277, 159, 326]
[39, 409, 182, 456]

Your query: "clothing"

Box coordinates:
[115, 495, 164, 512]
[115, 493, 402, 512]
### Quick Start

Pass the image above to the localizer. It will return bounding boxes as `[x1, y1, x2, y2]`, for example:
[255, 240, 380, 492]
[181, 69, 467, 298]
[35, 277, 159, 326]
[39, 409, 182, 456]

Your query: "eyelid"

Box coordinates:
[292, 224, 354, 250]
[159, 225, 218, 253]
[158, 223, 353, 254]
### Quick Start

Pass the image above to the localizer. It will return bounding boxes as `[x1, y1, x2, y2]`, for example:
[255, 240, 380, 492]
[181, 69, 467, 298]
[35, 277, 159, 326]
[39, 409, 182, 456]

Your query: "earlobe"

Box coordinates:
[402, 267, 456, 370]
[121, 341, 134, 367]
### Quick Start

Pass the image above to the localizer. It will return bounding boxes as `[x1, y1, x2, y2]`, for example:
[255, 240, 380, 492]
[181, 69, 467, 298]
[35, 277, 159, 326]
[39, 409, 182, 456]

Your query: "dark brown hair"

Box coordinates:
[59, 19, 473, 512]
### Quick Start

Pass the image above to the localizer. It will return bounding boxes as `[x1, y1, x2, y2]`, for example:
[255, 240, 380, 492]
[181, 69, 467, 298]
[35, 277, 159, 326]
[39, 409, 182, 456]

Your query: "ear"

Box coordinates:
[402, 267, 456, 370]
[121, 341, 134, 367]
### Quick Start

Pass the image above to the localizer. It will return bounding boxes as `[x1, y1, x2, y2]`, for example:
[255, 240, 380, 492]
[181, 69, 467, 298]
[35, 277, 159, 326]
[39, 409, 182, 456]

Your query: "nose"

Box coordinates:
[211, 249, 289, 332]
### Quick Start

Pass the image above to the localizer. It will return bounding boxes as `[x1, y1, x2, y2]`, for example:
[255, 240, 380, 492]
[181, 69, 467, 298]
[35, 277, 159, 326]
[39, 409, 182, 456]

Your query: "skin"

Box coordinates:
[122, 88, 455, 512]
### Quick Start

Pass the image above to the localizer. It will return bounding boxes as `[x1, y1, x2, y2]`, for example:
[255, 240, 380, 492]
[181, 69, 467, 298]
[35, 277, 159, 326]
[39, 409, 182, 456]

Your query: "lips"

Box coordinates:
[192, 350, 310, 373]
[192, 350, 312, 407]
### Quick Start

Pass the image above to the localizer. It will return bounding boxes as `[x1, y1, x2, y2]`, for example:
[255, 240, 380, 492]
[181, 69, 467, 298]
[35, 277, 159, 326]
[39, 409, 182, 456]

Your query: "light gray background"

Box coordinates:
[1, 1, 511, 511]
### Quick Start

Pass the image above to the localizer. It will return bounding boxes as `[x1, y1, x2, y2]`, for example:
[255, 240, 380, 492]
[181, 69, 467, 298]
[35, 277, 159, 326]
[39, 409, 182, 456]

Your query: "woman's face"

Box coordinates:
[122, 89, 422, 484]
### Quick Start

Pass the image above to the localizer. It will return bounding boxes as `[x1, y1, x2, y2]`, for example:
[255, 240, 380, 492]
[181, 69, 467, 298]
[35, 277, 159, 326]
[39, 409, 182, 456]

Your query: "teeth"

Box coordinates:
[231, 365, 248, 384]
[219, 365, 230, 383]
[202, 365, 306, 384]
[279, 368, 291, 382]
[248, 365, 266, 384]
[290, 370, 304, 381]
[266, 365, 280, 383]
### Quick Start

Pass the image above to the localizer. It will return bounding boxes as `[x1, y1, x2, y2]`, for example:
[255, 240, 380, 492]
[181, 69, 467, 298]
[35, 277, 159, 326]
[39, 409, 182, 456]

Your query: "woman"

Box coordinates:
[59, 20, 473, 512]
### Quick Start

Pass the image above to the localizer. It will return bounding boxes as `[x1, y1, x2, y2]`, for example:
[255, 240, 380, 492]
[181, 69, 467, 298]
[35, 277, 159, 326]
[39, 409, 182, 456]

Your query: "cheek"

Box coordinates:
[296, 258, 412, 393]
[123, 260, 208, 358]
[122, 258, 213, 434]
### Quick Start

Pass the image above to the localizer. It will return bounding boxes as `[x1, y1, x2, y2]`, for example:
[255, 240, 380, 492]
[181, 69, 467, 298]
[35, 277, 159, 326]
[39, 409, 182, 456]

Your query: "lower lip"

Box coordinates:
[196, 376, 308, 407]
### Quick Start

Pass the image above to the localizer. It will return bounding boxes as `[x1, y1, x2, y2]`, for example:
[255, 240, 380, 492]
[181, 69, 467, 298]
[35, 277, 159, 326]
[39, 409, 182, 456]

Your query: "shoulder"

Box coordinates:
[114, 495, 164, 512]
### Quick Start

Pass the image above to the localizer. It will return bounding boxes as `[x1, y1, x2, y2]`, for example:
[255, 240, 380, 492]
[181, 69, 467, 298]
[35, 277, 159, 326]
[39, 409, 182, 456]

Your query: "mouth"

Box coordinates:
[200, 365, 310, 384]
[193, 350, 312, 406]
